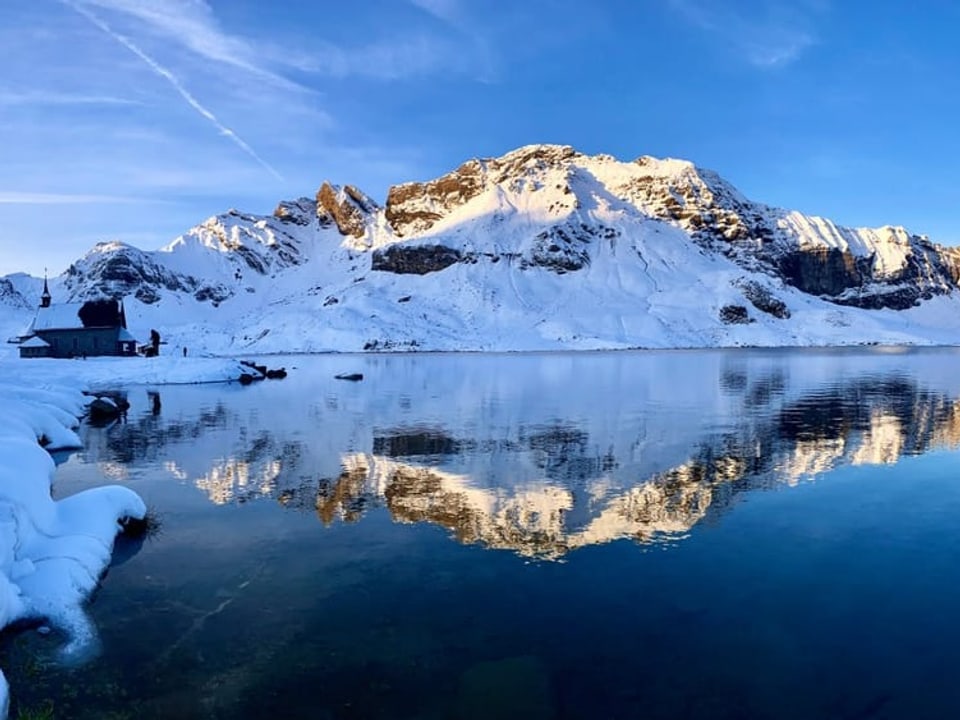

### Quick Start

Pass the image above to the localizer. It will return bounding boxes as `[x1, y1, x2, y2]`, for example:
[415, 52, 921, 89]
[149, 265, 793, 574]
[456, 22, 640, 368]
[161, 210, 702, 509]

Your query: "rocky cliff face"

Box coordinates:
[772, 237, 960, 310]
[315, 182, 378, 239]
[375, 145, 960, 310]
[21, 143, 960, 352]
[58, 200, 332, 307]
[0, 279, 29, 310]
[61, 242, 232, 306]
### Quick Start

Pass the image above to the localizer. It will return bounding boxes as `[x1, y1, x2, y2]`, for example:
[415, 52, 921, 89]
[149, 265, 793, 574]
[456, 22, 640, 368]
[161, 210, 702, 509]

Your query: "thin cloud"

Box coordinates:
[73, 0, 307, 92]
[0, 91, 142, 106]
[406, 0, 497, 82]
[294, 36, 465, 80]
[76, 0, 490, 84]
[409, 0, 464, 24]
[669, 0, 823, 68]
[61, 0, 284, 182]
[0, 191, 163, 204]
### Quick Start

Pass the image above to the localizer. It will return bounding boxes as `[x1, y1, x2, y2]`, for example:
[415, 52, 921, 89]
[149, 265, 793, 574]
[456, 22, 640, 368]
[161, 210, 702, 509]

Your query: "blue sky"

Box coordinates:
[2, 0, 959, 276]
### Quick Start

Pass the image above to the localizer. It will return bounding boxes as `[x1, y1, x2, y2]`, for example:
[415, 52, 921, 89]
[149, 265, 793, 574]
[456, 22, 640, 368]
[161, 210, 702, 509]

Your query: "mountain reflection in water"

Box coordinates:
[76, 350, 960, 559]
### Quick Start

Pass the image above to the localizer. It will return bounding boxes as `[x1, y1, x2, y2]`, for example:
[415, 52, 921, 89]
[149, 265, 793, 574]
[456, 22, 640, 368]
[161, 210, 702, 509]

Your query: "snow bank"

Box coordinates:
[0, 383, 147, 716]
[0, 354, 250, 713]
[0, 355, 252, 388]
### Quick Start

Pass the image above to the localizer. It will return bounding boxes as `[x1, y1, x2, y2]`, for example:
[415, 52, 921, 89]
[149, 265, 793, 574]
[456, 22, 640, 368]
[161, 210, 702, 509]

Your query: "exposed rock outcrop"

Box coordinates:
[385, 160, 487, 237]
[371, 244, 465, 275]
[384, 146, 581, 238]
[272, 198, 315, 226]
[737, 279, 791, 319]
[524, 224, 593, 273]
[63, 243, 203, 305]
[0, 278, 29, 309]
[719, 305, 753, 324]
[36, 142, 960, 343]
[316, 183, 378, 238]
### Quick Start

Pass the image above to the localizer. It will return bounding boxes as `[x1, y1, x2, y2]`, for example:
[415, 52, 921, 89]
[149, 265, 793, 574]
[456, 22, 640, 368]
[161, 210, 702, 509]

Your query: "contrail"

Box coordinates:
[61, 0, 284, 181]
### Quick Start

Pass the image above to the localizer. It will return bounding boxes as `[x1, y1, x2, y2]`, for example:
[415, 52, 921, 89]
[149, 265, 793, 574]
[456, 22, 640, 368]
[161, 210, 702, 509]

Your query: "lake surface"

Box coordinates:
[5, 348, 960, 719]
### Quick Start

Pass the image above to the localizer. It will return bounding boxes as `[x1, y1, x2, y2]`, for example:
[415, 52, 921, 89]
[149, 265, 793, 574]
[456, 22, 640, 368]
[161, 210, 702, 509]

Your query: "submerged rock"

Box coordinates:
[87, 392, 130, 424]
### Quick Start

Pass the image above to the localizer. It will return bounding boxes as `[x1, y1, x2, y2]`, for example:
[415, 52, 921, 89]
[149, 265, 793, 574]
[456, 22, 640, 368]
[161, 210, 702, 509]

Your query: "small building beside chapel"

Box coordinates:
[18, 277, 138, 359]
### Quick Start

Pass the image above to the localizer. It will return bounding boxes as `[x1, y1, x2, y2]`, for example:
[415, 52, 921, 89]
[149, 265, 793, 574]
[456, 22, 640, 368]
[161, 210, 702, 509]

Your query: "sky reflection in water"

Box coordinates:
[6, 348, 960, 719]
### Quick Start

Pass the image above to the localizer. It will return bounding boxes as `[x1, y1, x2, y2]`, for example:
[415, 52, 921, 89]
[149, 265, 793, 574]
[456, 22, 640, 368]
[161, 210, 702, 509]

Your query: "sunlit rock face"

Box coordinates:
[385, 159, 488, 238]
[316, 183, 378, 239]
[34, 143, 960, 358]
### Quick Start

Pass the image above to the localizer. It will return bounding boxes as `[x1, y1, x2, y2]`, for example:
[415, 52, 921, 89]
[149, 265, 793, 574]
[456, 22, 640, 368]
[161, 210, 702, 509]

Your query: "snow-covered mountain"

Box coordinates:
[7, 144, 960, 352]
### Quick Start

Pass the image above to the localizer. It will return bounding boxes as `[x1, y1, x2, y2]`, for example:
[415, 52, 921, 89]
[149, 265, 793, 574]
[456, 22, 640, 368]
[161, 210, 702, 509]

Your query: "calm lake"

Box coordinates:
[6, 348, 960, 719]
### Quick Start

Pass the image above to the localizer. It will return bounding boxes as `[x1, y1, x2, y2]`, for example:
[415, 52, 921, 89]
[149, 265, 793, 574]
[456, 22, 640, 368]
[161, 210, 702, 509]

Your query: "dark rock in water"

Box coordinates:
[240, 360, 268, 378]
[119, 512, 157, 539]
[86, 390, 130, 424]
[88, 396, 124, 423]
[241, 360, 267, 374]
[335, 373, 364, 382]
[265, 368, 287, 379]
[238, 373, 256, 385]
[95, 390, 130, 411]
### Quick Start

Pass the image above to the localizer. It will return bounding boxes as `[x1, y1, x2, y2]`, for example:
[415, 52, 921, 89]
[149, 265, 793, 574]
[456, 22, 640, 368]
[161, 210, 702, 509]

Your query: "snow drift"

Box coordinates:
[0, 383, 146, 716]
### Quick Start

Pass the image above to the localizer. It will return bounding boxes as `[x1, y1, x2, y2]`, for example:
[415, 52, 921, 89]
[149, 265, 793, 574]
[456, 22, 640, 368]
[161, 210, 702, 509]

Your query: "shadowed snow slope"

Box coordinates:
[5, 144, 960, 353]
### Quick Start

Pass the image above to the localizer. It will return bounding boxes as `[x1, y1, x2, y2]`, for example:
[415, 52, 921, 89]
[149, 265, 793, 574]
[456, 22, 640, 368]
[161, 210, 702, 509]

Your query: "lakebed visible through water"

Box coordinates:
[5, 348, 960, 718]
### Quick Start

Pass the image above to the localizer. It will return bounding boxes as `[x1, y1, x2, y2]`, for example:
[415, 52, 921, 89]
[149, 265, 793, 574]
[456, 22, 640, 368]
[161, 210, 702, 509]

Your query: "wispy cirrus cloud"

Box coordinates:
[61, 0, 284, 181]
[0, 0, 507, 276]
[409, 0, 464, 24]
[292, 35, 477, 81]
[0, 191, 164, 205]
[406, 0, 497, 81]
[72, 0, 308, 90]
[0, 90, 142, 106]
[668, 0, 826, 68]
[73, 0, 480, 84]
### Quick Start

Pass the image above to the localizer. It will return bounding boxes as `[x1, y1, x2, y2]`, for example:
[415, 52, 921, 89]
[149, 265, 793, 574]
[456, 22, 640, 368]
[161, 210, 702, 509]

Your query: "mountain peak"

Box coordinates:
[17, 142, 960, 355]
[490, 143, 580, 167]
[315, 182, 379, 239]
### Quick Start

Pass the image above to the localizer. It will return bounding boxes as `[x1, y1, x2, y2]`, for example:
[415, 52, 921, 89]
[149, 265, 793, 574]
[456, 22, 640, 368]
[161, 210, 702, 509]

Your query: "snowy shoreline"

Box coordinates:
[198, 340, 960, 357]
[0, 356, 251, 717]
[0, 355, 256, 389]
